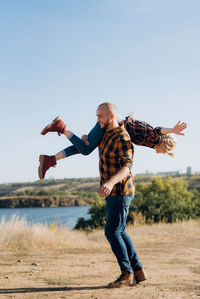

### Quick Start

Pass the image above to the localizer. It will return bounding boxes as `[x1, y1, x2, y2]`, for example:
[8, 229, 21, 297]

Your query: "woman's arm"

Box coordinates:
[124, 118, 187, 149]
[160, 121, 187, 135]
[124, 119, 160, 148]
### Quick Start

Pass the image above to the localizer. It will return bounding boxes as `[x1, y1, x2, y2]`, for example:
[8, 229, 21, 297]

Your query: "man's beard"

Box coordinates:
[102, 121, 110, 130]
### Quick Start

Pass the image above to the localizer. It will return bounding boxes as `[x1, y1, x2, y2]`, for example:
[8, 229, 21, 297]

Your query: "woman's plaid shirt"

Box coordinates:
[98, 124, 135, 197]
[122, 117, 162, 148]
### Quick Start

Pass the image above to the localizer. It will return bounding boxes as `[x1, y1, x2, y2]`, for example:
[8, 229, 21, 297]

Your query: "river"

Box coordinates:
[0, 206, 90, 229]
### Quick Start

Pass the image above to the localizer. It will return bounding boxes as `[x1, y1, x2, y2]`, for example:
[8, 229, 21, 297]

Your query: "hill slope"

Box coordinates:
[0, 174, 199, 208]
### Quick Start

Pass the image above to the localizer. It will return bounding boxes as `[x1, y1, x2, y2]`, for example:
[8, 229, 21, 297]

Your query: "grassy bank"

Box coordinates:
[0, 178, 100, 207]
[0, 215, 199, 251]
[0, 215, 102, 250]
[0, 174, 200, 208]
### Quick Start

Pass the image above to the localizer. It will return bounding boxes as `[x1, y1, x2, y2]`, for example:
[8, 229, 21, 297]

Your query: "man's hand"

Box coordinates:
[81, 134, 89, 145]
[172, 121, 187, 135]
[98, 181, 114, 198]
[98, 167, 130, 198]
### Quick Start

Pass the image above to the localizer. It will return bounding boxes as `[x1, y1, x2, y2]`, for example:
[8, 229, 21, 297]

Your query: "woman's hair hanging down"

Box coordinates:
[159, 134, 177, 157]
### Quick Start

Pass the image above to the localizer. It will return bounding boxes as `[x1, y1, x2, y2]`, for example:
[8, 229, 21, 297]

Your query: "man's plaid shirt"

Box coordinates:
[122, 117, 162, 148]
[98, 124, 135, 197]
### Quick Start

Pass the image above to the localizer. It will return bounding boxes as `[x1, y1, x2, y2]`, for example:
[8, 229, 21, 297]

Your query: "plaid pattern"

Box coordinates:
[123, 117, 162, 148]
[98, 124, 135, 197]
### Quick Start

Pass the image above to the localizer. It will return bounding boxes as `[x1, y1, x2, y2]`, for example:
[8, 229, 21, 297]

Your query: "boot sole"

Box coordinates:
[38, 155, 44, 180]
[108, 281, 133, 288]
[41, 116, 61, 135]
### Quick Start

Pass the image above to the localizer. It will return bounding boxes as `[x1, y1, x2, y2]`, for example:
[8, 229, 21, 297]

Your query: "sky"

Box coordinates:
[0, 0, 200, 183]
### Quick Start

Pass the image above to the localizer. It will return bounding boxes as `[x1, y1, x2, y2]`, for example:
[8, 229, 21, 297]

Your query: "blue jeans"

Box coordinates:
[105, 195, 142, 273]
[62, 122, 104, 157]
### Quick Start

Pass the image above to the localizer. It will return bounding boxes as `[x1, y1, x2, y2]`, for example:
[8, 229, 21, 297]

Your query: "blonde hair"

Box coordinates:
[159, 134, 177, 157]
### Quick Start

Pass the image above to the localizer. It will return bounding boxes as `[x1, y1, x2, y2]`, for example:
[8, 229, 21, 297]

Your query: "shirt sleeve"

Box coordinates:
[152, 126, 162, 136]
[124, 119, 163, 148]
[117, 136, 134, 170]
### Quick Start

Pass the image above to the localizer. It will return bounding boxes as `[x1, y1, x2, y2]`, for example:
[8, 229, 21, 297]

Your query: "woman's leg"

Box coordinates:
[55, 146, 80, 161]
[63, 122, 104, 157]
[49, 122, 104, 164]
[39, 122, 104, 179]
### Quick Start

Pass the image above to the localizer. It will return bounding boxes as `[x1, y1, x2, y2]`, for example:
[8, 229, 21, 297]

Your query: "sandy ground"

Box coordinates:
[0, 222, 200, 299]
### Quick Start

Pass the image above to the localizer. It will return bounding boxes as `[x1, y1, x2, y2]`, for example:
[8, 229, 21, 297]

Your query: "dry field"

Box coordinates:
[0, 217, 200, 299]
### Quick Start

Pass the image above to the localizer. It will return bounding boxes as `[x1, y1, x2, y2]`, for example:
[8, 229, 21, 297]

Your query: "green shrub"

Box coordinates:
[75, 178, 200, 230]
[75, 199, 106, 229]
[132, 177, 199, 223]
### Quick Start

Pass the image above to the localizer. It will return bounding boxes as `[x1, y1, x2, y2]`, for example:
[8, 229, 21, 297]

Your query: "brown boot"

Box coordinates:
[108, 271, 134, 288]
[38, 155, 57, 179]
[41, 116, 66, 136]
[132, 275, 137, 286]
[134, 269, 147, 283]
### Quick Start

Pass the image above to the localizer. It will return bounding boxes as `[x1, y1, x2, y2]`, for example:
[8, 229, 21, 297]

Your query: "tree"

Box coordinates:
[132, 177, 197, 223]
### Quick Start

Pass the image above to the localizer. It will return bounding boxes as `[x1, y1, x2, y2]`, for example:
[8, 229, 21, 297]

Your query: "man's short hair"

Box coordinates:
[98, 102, 118, 117]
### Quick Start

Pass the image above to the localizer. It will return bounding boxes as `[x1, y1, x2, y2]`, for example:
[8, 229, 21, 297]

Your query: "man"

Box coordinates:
[94, 102, 146, 287]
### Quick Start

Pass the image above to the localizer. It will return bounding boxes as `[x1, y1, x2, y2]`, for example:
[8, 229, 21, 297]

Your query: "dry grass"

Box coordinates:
[0, 218, 200, 298]
[0, 215, 199, 251]
[0, 215, 105, 250]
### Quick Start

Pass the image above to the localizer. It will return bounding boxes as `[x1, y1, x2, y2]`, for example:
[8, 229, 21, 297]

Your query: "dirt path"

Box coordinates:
[0, 222, 200, 299]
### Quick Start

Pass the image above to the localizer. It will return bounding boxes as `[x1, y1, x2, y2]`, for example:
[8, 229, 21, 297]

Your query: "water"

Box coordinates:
[0, 206, 90, 229]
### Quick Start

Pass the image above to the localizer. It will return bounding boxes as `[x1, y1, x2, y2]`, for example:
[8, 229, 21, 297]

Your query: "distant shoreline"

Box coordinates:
[0, 196, 89, 208]
[0, 175, 199, 208]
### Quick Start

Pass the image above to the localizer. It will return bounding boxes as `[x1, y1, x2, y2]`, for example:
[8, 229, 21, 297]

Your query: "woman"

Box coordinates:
[38, 115, 187, 179]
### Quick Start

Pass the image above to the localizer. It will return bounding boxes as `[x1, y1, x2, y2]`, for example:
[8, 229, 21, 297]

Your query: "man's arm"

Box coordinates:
[98, 135, 133, 198]
[98, 166, 130, 198]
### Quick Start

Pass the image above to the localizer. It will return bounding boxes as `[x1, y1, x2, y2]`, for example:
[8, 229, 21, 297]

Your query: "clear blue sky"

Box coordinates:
[0, 0, 199, 183]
